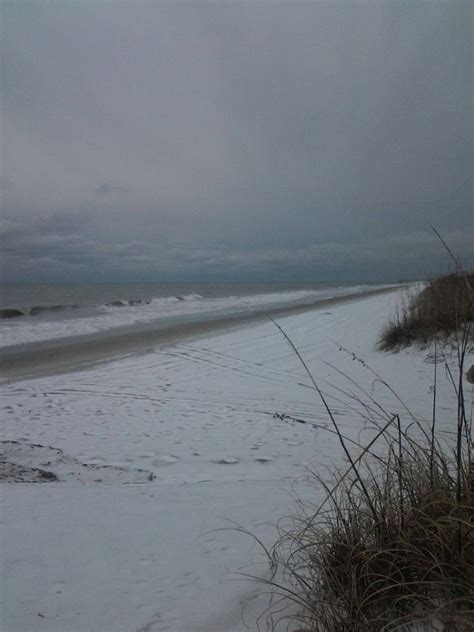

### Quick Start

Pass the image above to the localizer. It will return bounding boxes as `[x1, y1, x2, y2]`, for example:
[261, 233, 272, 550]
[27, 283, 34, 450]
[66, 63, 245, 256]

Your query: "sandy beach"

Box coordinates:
[0, 287, 464, 631]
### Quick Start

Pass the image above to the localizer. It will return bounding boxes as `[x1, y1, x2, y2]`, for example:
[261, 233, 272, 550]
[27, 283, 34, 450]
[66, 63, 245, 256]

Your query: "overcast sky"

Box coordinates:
[1, 1, 472, 283]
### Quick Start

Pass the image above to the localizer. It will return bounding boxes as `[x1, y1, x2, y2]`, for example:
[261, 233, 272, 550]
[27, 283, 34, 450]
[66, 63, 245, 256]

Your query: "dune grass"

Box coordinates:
[379, 272, 474, 351]
[267, 423, 474, 630]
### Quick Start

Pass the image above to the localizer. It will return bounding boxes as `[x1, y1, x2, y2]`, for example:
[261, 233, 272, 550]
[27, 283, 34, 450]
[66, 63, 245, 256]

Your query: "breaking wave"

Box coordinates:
[1, 304, 79, 318]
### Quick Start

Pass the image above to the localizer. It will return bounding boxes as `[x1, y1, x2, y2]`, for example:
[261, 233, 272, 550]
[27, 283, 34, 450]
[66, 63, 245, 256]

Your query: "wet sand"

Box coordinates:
[0, 285, 400, 381]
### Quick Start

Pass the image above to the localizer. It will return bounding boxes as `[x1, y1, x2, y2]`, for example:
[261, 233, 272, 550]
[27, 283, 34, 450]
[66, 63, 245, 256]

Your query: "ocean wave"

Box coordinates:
[104, 296, 203, 307]
[1, 304, 81, 318]
[105, 299, 151, 307]
[174, 293, 203, 302]
[2, 299, 154, 317]
[105, 294, 202, 307]
[29, 304, 80, 316]
[0, 308, 26, 319]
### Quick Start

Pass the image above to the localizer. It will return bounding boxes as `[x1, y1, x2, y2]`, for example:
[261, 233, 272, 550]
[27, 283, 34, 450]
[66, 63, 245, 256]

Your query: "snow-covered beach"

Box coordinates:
[0, 287, 464, 631]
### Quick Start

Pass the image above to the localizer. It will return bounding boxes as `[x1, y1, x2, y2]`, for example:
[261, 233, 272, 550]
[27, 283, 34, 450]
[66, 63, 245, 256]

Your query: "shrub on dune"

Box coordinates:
[379, 272, 473, 351]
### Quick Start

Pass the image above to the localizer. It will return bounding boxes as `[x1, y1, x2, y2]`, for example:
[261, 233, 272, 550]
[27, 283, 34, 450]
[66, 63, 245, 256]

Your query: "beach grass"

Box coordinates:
[378, 272, 474, 351]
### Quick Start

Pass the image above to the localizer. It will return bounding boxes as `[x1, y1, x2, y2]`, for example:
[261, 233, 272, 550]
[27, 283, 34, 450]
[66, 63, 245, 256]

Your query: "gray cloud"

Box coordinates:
[1, 1, 472, 282]
[95, 184, 128, 197]
[2, 213, 471, 283]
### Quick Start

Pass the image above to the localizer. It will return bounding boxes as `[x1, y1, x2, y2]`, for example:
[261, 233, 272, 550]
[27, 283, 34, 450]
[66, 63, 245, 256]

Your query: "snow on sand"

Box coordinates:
[0, 290, 463, 631]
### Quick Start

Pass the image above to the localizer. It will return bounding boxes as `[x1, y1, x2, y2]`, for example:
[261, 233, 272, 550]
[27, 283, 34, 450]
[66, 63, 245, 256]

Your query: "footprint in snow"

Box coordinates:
[254, 456, 273, 463]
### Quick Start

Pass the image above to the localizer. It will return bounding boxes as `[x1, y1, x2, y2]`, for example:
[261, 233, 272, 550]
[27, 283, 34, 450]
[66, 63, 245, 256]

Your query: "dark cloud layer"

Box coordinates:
[1, 1, 472, 282]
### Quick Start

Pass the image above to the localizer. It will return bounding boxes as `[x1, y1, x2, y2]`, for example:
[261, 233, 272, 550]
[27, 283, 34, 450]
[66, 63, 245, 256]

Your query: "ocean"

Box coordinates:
[0, 281, 385, 348]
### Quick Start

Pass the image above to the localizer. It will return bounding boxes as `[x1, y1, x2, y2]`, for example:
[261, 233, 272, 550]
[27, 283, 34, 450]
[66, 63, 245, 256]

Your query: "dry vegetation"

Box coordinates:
[379, 273, 474, 350]
[267, 420, 474, 630]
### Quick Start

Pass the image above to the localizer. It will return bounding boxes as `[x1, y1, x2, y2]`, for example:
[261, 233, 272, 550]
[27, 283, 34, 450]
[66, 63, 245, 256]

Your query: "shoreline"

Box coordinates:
[0, 285, 401, 382]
